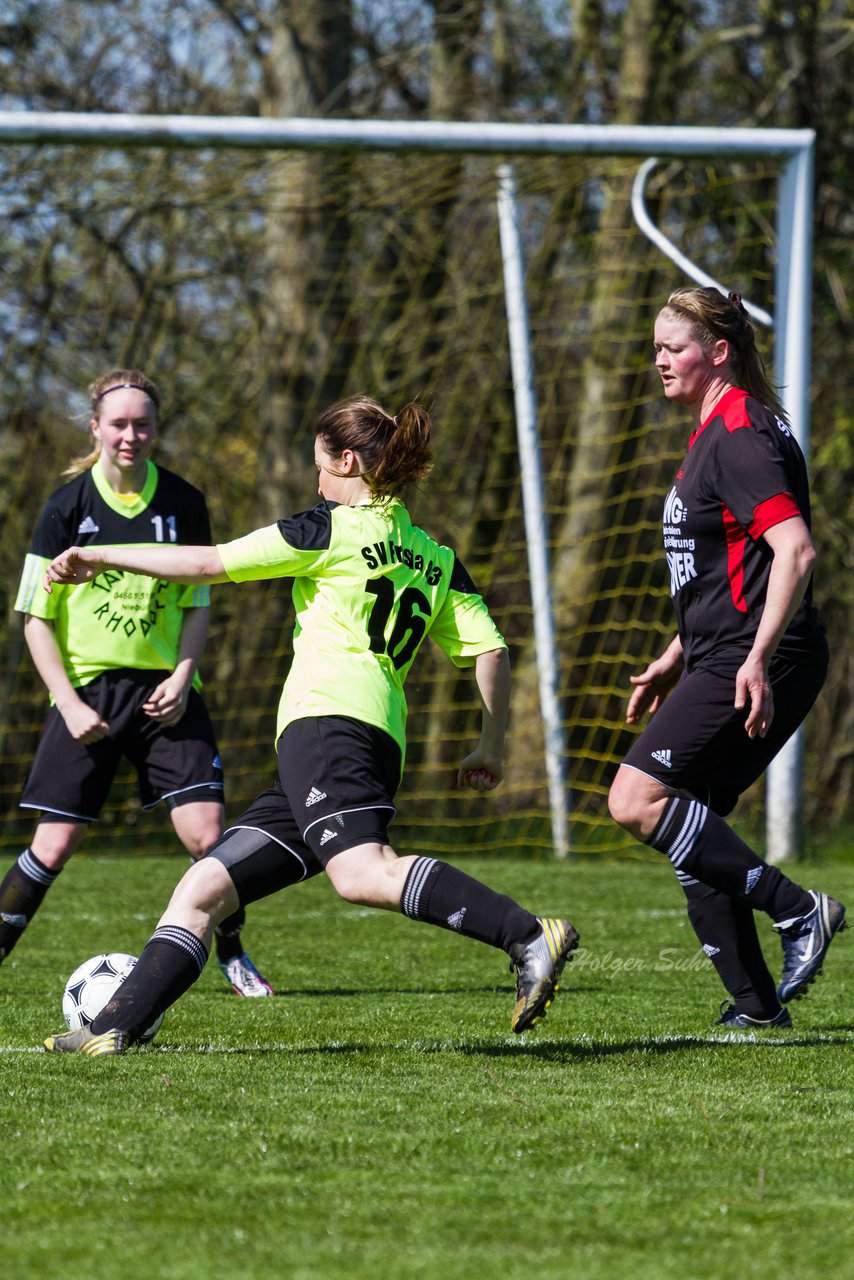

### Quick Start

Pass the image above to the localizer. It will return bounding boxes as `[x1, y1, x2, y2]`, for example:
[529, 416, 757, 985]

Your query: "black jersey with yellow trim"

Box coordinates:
[26, 460, 211, 562]
[15, 461, 213, 689]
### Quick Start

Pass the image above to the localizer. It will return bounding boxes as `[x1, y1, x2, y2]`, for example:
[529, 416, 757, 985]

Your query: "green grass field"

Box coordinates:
[1, 853, 852, 1280]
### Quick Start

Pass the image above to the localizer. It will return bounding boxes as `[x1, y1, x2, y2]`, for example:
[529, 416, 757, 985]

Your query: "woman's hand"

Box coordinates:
[43, 547, 105, 593]
[143, 673, 192, 726]
[626, 643, 684, 723]
[56, 695, 110, 744]
[457, 745, 504, 792]
[734, 653, 774, 739]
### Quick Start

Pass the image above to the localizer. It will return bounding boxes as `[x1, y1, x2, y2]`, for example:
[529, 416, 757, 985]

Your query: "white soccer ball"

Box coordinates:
[62, 952, 164, 1045]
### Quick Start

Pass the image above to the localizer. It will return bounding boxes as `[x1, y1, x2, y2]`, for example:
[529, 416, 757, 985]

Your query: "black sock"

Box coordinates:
[90, 926, 208, 1042]
[648, 797, 813, 921]
[214, 905, 246, 963]
[0, 849, 60, 960]
[679, 876, 780, 1016]
[401, 857, 541, 952]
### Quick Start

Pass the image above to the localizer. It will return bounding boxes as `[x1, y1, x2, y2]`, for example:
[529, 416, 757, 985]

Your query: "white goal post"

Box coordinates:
[0, 111, 815, 863]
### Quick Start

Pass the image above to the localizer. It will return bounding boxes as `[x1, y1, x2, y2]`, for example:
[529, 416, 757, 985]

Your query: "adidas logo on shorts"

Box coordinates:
[305, 786, 327, 807]
[319, 828, 338, 846]
[651, 748, 672, 768]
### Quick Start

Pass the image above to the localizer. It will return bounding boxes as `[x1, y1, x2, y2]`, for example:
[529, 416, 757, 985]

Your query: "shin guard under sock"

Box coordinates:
[680, 876, 780, 1016]
[0, 849, 60, 960]
[649, 797, 813, 921]
[214, 904, 246, 963]
[91, 926, 208, 1042]
[401, 857, 540, 953]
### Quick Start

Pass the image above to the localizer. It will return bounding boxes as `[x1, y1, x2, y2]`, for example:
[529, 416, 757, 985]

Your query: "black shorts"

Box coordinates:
[208, 716, 401, 905]
[621, 647, 828, 816]
[21, 668, 224, 823]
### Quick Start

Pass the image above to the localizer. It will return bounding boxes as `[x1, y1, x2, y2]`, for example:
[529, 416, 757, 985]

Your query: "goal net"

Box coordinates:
[0, 122, 802, 859]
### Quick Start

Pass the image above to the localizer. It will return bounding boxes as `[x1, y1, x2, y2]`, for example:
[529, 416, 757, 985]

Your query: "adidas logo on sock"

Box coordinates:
[0, 912, 28, 928]
[651, 749, 672, 768]
[745, 866, 764, 894]
[77, 515, 100, 535]
[305, 786, 327, 807]
[702, 943, 721, 957]
[319, 828, 337, 846]
[447, 908, 467, 931]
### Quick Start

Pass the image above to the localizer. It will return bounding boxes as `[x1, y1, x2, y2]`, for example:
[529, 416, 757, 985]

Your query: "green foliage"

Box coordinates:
[1, 854, 852, 1279]
[0, 0, 851, 841]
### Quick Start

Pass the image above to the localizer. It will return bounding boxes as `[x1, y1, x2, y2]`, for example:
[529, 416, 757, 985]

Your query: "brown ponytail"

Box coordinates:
[316, 396, 433, 499]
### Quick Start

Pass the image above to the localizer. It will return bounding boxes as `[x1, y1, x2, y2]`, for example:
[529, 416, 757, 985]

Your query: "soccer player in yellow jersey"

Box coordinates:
[43, 395, 578, 1054]
[0, 370, 272, 998]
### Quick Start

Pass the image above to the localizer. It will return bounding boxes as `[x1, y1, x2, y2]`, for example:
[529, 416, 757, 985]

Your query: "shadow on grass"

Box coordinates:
[461, 1033, 854, 1059]
[262, 983, 619, 998]
[266, 985, 513, 998]
[152, 1029, 854, 1058]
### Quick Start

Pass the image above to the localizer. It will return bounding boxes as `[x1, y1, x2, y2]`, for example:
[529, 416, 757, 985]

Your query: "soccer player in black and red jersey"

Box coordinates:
[608, 286, 846, 1030]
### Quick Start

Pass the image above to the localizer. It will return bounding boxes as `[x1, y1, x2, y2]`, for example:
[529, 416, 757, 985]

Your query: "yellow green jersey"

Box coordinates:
[218, 498, 506, 761]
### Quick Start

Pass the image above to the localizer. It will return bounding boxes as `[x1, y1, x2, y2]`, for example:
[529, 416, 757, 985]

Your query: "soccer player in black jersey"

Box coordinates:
[609, 286, 846, 1029]
[42, 395, 578, 1055]
[0, 369, 272, 998]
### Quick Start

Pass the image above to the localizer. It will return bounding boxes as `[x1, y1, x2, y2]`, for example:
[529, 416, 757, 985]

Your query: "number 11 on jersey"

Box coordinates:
[150, 515, 178, 543]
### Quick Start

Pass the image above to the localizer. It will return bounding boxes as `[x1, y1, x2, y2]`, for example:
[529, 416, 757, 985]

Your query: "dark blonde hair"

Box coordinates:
[316, 395, 433, 499]
[63, 369, 161, 477]
[660, 286, 787, 422]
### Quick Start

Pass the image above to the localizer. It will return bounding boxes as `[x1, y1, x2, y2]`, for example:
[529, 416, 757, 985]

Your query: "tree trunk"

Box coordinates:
[210, 1, 355, 749]
[256, 0, 354, 523]
[507, 0, 687, 804]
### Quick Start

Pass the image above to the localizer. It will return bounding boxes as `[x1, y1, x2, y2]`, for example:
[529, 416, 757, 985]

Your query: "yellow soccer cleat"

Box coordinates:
[44, 1026, 129, 1056]
[510, 917, 579, 1033]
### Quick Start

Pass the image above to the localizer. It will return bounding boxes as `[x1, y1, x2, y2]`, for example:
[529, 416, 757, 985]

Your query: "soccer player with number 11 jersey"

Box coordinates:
[0, 370, 271, 999]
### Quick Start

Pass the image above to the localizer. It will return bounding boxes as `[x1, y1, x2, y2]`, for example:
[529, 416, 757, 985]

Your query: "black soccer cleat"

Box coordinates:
[509, 917, 579, 1033]
[44, 1026, 129, 1056]
[716, 1003, 792, 1030]
[775, 891, 847, 1004]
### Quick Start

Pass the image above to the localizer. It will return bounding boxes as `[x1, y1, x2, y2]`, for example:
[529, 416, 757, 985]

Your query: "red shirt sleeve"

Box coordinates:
[748, 492, 801, 540]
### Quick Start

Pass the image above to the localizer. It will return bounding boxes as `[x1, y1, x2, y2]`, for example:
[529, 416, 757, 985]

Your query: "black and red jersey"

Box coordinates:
[662, 386, 824, 669]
